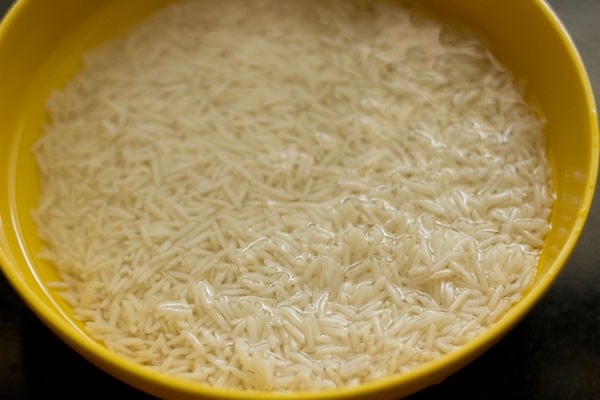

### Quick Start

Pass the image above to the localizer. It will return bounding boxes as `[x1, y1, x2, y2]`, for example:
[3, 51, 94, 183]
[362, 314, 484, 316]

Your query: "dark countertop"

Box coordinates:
[0, 1, 598, 399]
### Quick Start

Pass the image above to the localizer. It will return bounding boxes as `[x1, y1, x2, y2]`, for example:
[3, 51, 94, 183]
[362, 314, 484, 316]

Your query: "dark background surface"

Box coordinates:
[0, 1, 598, 399]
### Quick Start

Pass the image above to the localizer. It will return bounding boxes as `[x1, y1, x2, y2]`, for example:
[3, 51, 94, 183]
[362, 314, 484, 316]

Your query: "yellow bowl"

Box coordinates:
[0, 0, 597, 399]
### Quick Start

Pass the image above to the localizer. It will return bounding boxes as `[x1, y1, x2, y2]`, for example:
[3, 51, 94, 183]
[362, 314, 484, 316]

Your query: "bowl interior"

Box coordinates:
[0, 0, 597, 399]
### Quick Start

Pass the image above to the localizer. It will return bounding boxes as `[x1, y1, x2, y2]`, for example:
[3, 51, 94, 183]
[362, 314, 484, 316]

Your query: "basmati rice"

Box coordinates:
[33, 0, 554, 391]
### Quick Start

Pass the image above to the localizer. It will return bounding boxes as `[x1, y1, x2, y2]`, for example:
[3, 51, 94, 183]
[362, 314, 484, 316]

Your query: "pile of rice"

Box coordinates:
[33, 0, 554, 391]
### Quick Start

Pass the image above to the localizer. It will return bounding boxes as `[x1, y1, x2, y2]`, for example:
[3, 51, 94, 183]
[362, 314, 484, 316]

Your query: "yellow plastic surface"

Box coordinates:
[0, 0, 597, 399]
